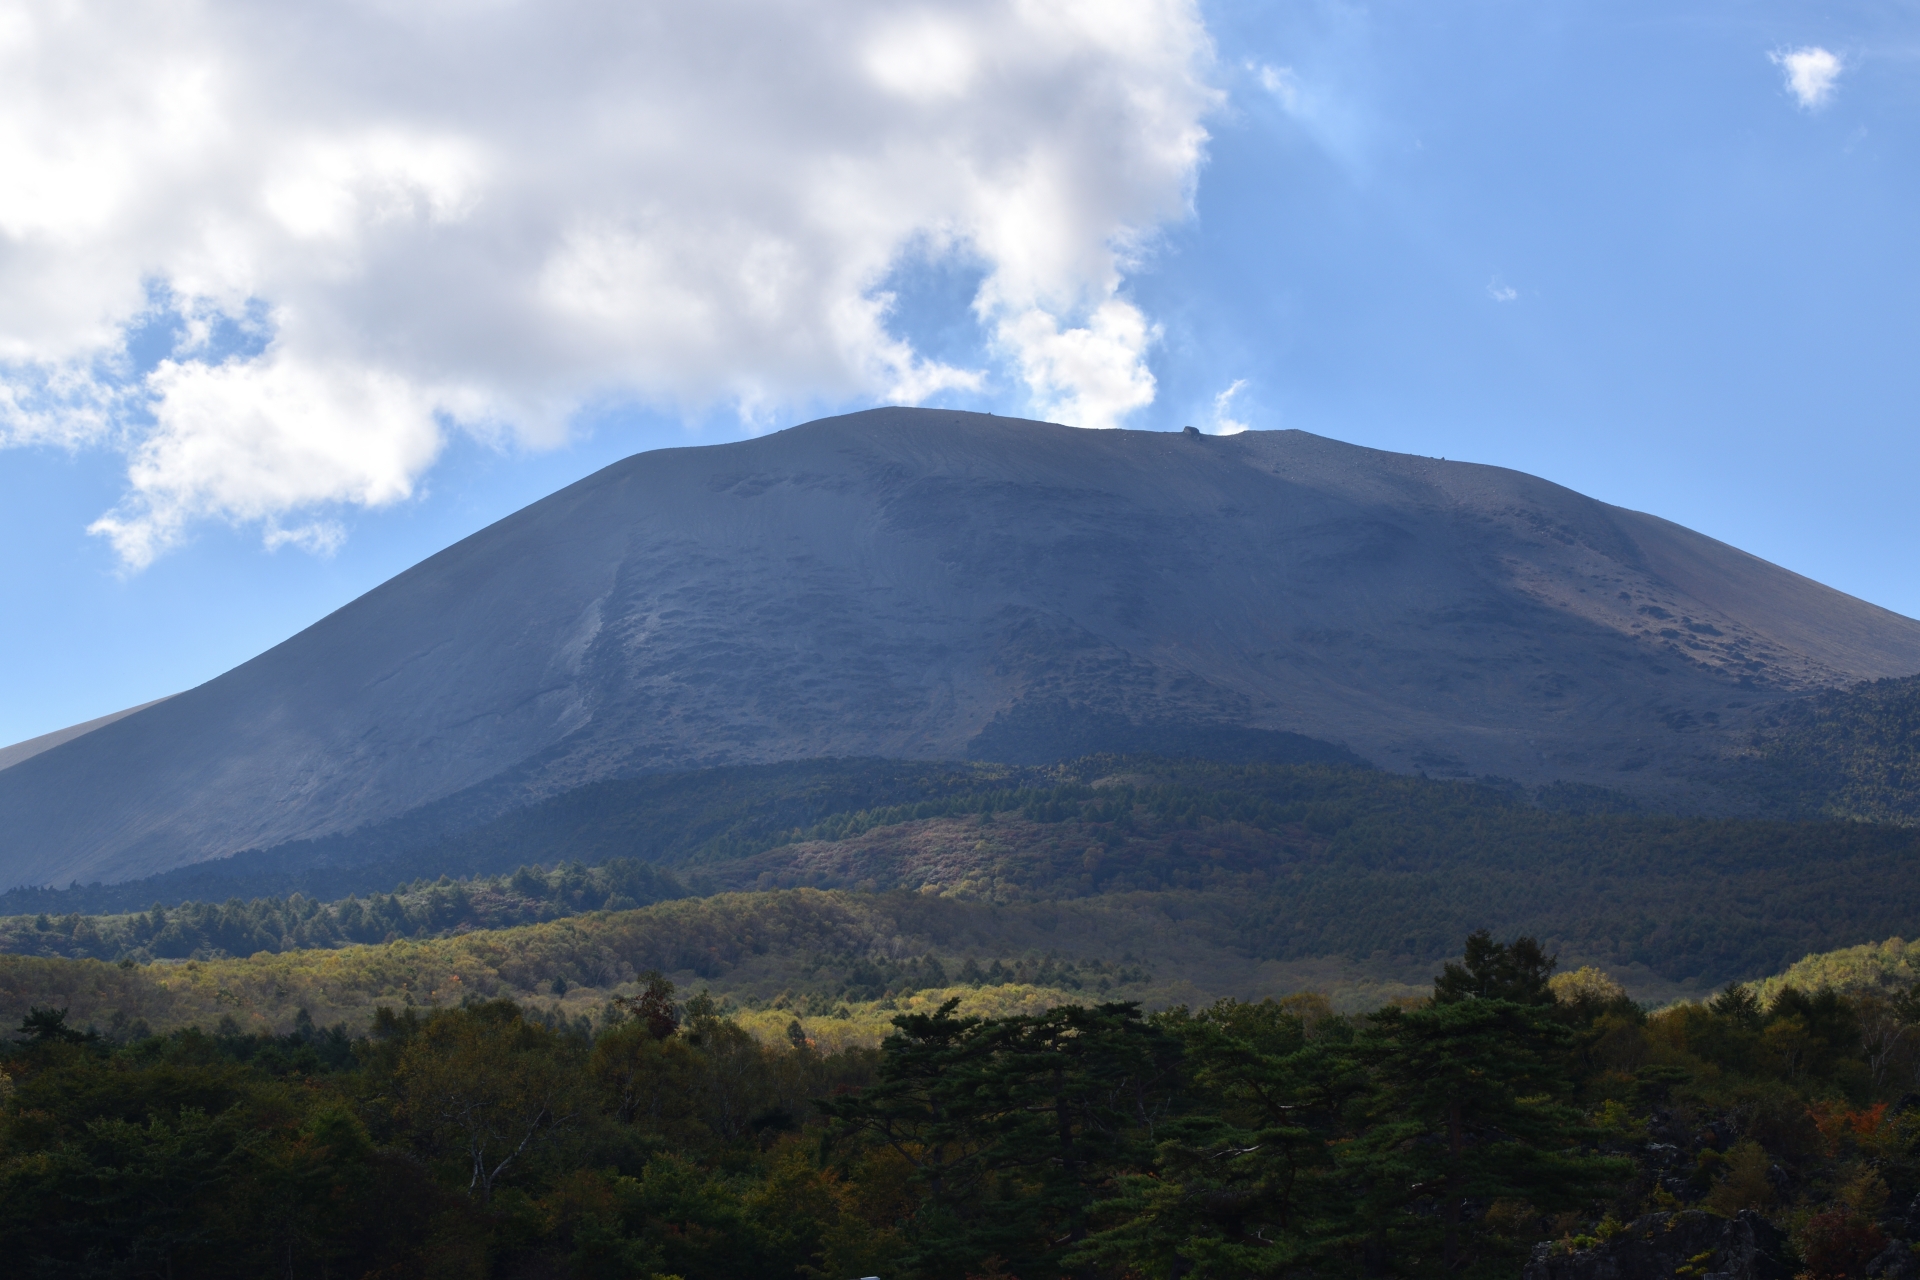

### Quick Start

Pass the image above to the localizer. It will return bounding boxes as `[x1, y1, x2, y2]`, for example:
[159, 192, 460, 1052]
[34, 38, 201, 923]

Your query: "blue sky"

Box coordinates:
[1, 0, 1915, 745]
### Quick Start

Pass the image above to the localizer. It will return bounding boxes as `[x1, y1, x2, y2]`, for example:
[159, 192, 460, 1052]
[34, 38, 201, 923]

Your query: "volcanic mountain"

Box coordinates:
[4, 407, 1918, 891]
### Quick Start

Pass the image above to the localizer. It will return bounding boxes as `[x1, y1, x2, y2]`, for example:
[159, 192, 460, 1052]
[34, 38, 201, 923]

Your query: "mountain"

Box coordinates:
[0, 696, 171, 772]
[3, 407, 1919, 891]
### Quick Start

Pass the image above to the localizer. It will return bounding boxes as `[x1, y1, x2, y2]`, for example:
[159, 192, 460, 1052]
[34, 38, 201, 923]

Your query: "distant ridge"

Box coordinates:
[3, 407, 1918, 891]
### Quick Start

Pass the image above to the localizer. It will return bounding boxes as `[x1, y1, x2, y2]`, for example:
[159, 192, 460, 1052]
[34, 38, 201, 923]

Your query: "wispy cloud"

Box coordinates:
[1254, 63, 1305, 113]
[1771, 46, 1843, 110]
[1210, 379, 1251, 434]
[1486, 279, 1519, 303]
[0, 0, 1219, 566]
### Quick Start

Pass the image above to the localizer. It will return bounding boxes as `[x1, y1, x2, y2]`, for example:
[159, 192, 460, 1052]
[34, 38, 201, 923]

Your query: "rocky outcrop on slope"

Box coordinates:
[1524, 1212, 1790, 1280]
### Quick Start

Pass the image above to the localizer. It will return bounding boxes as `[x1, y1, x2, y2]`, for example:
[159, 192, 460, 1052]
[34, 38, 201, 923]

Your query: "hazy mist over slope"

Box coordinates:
[3, 407, 1917, 891]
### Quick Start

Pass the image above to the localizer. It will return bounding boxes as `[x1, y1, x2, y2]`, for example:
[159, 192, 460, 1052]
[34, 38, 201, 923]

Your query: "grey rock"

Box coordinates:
[1868, 1241, 1918, 1280]
[1524, 1211, 1791, 1280]
[4, 408, 1920, 890]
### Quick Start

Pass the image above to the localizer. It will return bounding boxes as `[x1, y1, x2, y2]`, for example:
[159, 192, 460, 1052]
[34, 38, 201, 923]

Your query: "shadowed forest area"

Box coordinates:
[7, 726, 1920, 1278]
[7, 757, 1920, 1004]
[6, 934, 1920, 1279]
[1746, 675, 1920, 826]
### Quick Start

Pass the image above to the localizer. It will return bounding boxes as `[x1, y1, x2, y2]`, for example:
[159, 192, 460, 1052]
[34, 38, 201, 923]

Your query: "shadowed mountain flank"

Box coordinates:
[2, 408, 1917, 890]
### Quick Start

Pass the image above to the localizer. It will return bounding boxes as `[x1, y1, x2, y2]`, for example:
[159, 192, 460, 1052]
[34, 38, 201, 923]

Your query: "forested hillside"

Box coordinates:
[0, 757, 1030, 916]
[1750, 936, 1920, 1005]
[8, 932, 1920, 1280]
[0, 887, 1290, 1043]
[0, 858, 690, 963]
[1748, 674, 1920, 825]
[8, 758, 1920, 1003]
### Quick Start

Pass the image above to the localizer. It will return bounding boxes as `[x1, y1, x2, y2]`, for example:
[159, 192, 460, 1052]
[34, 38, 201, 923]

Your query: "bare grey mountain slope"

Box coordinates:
[0, 697, 173, 773]
[3, 407, 1918, 891]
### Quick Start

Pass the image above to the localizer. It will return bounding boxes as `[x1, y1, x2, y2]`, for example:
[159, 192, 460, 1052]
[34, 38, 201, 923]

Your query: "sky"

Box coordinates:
[1, 0, 1915, 746]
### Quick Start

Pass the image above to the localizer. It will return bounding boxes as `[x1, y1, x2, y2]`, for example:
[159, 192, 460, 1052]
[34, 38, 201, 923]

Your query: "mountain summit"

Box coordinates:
[4, 407, 1918, 890]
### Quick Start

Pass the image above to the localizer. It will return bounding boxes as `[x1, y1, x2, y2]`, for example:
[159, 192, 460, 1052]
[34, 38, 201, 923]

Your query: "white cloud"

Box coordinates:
[993, 299, 1160, 430]
[1772, 46, 1843, 110]
[1487, 279, 1518, 303]
[87, 350, 450, 569]
[1210, 378, 1250, 434]
[0, 0, 1218, 563]
[1255, 63, 1304, 113]
[863, 13, 981, 102]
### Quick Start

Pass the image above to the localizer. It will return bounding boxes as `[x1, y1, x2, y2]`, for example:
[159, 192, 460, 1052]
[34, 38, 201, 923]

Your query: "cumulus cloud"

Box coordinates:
[1772, 46, 1843, 110]
[0, 0, 1218, 564]
[89, 350, 448, 568]
[993, 299, 1160, 431]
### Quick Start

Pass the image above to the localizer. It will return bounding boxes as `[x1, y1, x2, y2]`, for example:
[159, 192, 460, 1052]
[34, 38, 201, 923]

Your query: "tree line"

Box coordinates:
[7, 932, 1920, 1279]
[11, 757, 1920, 989]
[0, 858, 686, 963]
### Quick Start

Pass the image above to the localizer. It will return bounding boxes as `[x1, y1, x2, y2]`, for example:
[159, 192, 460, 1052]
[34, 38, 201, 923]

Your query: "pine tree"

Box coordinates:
[1072, 998, 1359, 1278]
[1432, 929, 1557, 1005]
[824, 1000, 1183, 1278]
[1329, 997, 1626, 1277]
[819, 1000, 996, 1275]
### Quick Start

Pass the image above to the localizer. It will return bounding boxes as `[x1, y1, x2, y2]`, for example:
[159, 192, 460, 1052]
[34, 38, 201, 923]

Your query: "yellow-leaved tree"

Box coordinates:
[395, 999, 589, 1203]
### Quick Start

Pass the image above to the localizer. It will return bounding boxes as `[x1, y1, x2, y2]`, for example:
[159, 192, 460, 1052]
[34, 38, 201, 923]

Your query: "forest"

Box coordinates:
[1747, 674, 1920, 826]
[6, 932, 1920, 1280]
[0, 757, 1036, 918]
[8, 757, 1920, 995]
[9, 666, 1915, 925]
[9, 734, 1920, 1279]
[0, 858, 690, 964]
